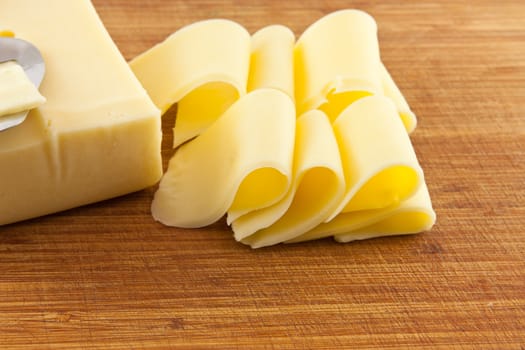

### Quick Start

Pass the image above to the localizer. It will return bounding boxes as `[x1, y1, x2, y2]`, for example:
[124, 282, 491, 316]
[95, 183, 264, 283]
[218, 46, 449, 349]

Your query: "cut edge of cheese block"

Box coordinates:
[151, 88, 295, 228]
[130, 19, 251, 148]
[288, 182, 435, 243]
[294, 9, 382, 116]
[236, 109, 345, 248]
[248, 24, 296, 101]
[0, 61, 46, 117]
[326, 95, 423, 221]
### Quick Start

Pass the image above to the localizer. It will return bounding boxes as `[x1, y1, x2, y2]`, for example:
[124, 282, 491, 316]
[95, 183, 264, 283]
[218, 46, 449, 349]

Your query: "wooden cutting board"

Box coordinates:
[1, 0, 524, 348]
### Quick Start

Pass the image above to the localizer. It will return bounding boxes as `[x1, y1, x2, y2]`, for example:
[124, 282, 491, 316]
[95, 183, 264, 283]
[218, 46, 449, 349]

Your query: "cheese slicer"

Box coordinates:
[0, 37, 45, 131]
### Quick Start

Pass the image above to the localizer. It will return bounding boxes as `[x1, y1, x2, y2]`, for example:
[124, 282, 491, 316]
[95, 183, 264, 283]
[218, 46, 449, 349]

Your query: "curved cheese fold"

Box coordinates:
[0, 29, 14, 37]
[232, 110, 345, 248]
[151, 89, 295, 228]
[327, 95, 423, 220]
[288, 183, 436, 243]
[130, 19, 251, 147]
[294, 9, 381, 118]
[381, 62, 417, 133]
[335, 183, 435, 242]
[248, 25, 295, 100]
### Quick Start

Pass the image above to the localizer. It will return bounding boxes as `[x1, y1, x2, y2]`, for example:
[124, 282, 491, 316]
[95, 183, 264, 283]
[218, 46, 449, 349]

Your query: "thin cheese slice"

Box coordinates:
[130, 19, 251, 148]
[294, 9, 382, 119]
[335, 183, 435, 242]
[235, 109, 345, 248]
[226, 25, 296, 224]
[327, 95, 423, 221]
[0, 61, 46, 117]
[248, 25, 295, 100]
[0, 0, 162, 225]
[288, 183, 435, 243]
[381, 62, 417, 133]
[151, 89, 295, 228]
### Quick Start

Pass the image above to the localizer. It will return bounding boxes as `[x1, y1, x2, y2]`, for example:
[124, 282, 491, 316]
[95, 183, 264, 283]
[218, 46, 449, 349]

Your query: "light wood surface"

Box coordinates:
[1, 1, 524, 348]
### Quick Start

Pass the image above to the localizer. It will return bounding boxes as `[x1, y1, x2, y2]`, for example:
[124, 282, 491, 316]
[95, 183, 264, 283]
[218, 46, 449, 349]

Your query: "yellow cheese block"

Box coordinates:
[0, 61, 46, 117]
[151, 89, 295, 228]
[234, 109, 345, 248]
[0, 0, 162, 225]
[130, 19, 250, 148]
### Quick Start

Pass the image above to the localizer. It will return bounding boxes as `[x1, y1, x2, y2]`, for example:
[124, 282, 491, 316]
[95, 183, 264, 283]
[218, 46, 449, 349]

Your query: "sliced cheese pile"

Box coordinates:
[131, 9, 436, 248]
[0, 1, 162, 225]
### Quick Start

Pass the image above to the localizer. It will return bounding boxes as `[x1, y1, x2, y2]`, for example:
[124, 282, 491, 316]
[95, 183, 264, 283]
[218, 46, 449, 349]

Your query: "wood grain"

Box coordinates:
[1, 0, 524, 348]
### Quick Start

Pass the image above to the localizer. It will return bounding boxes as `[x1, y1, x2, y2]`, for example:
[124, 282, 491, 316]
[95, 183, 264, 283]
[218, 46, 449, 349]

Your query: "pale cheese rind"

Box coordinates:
[235, 109, 345, 248]
[248, 25, 295, 100]
[0, 0, 162, 225]
[130, 19, 251, 148]
[0, 61, 46, 117]
[151, 89, 295, 228]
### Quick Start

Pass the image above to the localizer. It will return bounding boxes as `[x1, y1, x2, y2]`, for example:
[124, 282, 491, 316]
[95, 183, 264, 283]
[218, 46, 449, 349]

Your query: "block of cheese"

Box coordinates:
[130, 19, 250, 148]
[0, 0, 162, 225]
[234, 110, 345, 248]
[0, 61, 46, 117]
[151, 89, 295, 228]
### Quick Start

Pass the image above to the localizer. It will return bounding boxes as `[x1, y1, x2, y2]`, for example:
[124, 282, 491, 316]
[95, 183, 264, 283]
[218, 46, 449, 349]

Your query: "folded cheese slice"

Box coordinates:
[294, 10, 417, 132]
[294, 9, 381, 119]
[235, 109, 345, 248]
[327, 95, 423, 220]
[151, 89, 295, 228]
[0, 0, 162, 225]
[130, 19, 251, 148]
[288, 183, 436, 243]
[248, 25, 295, 100]
[226, 25, 296, 225]
[0, 61, 46, 117]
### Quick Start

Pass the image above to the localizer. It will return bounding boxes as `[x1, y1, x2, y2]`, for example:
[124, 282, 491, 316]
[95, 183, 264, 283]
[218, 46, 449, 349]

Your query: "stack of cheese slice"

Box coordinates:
[0, 0, 162, 225]
[131, 9, 436, 248]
